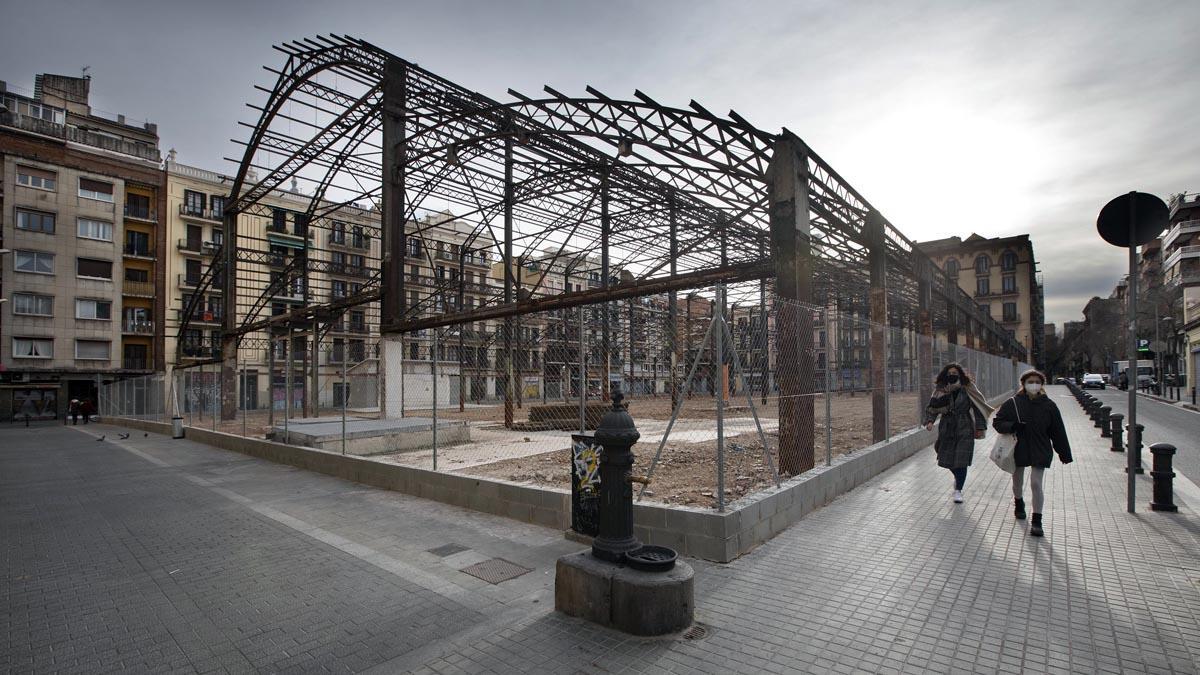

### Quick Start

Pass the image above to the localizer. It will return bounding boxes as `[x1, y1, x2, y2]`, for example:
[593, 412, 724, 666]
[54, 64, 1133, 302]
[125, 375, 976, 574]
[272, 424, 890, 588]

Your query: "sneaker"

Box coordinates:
[1014, 498, 1027, 520]
[953, 490, 963, 503]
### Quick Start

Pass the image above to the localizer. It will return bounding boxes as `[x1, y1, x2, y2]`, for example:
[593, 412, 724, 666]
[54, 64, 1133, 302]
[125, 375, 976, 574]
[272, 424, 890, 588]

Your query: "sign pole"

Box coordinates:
[1126, 196, 1137, 514]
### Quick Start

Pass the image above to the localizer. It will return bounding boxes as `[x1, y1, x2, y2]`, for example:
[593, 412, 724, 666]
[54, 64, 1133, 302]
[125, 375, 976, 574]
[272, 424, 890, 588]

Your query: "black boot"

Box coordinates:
[1014, 498, 1026, 520]
[1030, 513, 1044, 537]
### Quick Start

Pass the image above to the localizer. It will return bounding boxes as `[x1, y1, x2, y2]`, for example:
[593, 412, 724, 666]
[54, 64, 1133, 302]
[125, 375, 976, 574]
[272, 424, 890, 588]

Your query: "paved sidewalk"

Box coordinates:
[3, 385, 1198, 674]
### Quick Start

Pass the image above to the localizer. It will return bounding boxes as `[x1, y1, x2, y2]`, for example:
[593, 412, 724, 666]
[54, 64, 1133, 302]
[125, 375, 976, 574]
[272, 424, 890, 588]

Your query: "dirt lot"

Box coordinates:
[462, 391, 920, 509]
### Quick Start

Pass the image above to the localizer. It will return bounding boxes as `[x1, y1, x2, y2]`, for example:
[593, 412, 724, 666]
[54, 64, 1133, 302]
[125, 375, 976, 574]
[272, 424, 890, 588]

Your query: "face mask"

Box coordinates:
[1025, 382, 1042, 394]
[946, 375, 960, 384]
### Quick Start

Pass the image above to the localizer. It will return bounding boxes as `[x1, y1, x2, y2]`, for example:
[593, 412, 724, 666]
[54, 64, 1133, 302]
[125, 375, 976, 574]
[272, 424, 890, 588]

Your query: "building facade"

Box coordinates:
[0, 74, 163, 420]
[918, 233, 1045, 368]
[1163, 192, 1199, 397]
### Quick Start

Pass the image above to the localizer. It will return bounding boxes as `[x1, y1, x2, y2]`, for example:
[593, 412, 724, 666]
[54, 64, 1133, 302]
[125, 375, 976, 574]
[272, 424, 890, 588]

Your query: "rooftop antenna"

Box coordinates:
[81, 65, 91, 79]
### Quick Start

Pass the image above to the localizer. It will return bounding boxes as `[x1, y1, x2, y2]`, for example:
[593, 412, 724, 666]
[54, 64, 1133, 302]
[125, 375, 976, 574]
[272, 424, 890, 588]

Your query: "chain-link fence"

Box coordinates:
[101, 286, 1030, 512]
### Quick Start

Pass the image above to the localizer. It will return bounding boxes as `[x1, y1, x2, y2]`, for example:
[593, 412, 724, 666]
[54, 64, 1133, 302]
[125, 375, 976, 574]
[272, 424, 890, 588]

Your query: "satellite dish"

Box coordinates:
[1096, 192, 1168, 248]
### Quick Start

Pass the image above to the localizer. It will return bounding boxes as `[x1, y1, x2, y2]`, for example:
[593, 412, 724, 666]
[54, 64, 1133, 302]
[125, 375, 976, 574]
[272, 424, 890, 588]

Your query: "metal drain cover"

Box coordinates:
[460, 558, 532, 584]
[681, 623, 710, 641]
[624, 545, 678, 572]
[427, 543, 470, 558]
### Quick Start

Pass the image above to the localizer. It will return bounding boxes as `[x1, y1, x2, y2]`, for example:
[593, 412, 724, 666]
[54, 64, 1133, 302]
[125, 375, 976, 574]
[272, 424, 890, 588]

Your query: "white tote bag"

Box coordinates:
[988, 398, 1020, 474]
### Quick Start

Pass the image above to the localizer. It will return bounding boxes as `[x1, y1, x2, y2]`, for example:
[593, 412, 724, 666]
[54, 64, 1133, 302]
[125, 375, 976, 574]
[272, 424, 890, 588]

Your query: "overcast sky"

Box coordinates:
[2, 0, 1197, 328]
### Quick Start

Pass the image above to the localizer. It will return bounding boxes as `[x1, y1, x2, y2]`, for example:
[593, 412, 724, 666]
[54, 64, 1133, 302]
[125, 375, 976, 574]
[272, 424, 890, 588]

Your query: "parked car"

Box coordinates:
[1081, 373, 1106, 390]
[1101, 374, 1112, 384]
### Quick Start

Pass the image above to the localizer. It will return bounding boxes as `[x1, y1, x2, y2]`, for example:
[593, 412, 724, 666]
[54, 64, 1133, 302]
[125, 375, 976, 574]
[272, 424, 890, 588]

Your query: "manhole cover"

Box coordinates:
[460, 558, 532, 584]
[427, 543, 470, 558]
[680, 624, 710, 641]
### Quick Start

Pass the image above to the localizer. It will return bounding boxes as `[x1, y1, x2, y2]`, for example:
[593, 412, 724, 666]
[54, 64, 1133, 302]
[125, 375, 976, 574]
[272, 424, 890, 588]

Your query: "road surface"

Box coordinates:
[1088, 387, 1200, 485]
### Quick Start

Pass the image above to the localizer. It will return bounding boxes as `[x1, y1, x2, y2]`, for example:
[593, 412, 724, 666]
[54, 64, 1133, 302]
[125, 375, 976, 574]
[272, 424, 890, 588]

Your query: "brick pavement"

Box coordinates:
[2, 385, 1198, 674]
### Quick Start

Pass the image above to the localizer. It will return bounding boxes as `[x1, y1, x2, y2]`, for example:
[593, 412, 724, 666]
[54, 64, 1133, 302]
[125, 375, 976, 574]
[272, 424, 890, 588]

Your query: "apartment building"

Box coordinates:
[918, 233, 1045, 368]
[0, 74, 163, 421]
[1163, 192, 1200, 396]
[165, 157, 383, 412]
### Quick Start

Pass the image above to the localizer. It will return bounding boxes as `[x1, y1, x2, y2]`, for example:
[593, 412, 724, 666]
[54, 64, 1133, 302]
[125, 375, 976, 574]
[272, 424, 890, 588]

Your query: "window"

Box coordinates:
[125, 230, 151, 256]
[125, 192, 151, 219]
[77, 258, 113, 280]
[349, 339, 366, 362]
[331, 280, 347, 299]
[125, 267, 149, 283]
[350, 310, 366, 332]
[16, 166, 56, 191]
[974, 255, 990, 275]
[209, 195, 226, 215]
[331, 338, 345, 363]
[407, 237, 421, 258]
[77, 218, 113, 241]
[184, 190, 205, 216]
[1000, 251, 1018, 271]
[12, 293, 53, 316]
[976, 277, 990, 296]
[16, 209, 55, 234]
[13, 337, 53, 359]
[944, 258, 959, 278]
[1002, 275, 1017, 293]
[352, 226, 367, 249]
[979, 303, 991, 317]
[74, 340, 111, 361]
[14, 250, 54, 274]
[79, 177, 114, 202]
[1003, 302, 1018, 322]
[331, 221, 346, 244]
[76, 299, 112, 320]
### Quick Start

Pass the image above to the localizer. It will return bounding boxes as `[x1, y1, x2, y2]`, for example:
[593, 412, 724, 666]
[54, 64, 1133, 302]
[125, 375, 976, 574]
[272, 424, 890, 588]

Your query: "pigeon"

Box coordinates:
[118, 433, 130, 440]
[144, 433, 149, 438]
[96, 435, 105, 442]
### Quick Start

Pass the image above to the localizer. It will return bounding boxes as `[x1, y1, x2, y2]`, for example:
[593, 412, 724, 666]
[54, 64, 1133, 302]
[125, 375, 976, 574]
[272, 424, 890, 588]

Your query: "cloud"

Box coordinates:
[2, 0, 1195, 331]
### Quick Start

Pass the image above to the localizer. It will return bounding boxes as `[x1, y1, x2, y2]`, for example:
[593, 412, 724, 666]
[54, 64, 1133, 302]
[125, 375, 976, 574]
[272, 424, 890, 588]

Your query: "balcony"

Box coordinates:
[122, 319, 154, 335]
[267, 223, 307, 240]
[177, 238, 202, 253]
[1163, 244, 1200, 272]
[123, 280, 156, 297]
[273, 287, 306, 303]
[328, 232, 371, 250]
[122, 358, 150, 370]
[179, 203, 222, 222]
[1001, 314, 1022, 325]
[328, 263, 368, 277]
[123, 243, 156, 260]
[123, 204, 157, 222]
[180, 274, 223, 291]
[1168, 193, 1200, 219]
[181, 307, 223, 324]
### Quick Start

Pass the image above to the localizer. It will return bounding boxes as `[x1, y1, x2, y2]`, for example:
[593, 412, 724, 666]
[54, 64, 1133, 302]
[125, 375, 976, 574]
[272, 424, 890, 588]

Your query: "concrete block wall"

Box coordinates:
[110, 417, 570, 531]
[114, 392, 1003, 563]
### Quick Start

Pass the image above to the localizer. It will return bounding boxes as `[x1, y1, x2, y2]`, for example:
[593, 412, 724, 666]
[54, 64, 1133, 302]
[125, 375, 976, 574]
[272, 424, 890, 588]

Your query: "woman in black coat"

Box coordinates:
[992, 369, 1073, 537]
[924, 363, 993, 504]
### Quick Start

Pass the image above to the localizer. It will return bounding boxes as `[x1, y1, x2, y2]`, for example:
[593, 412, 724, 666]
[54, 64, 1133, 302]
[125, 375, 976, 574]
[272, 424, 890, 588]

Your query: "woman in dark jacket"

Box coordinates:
[992, 369, 1073, 537]
[924, 363, 993, 503]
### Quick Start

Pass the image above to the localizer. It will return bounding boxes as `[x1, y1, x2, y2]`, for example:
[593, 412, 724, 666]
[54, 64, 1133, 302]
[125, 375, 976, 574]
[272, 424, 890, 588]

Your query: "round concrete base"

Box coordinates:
[554, 550, 694, 636]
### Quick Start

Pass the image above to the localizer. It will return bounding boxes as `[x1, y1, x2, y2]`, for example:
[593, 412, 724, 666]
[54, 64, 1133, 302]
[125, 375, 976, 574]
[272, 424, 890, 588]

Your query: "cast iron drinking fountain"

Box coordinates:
[555, 393, 694, 635]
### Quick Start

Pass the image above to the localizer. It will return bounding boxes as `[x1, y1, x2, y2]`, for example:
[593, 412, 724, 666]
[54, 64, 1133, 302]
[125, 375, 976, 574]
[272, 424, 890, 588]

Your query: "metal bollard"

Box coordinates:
[1109, 413, 1124, 451]
[1148, 443, 1178, 512]
[1098, 406, 1111, 436]
[1125, 423, 1145, 474]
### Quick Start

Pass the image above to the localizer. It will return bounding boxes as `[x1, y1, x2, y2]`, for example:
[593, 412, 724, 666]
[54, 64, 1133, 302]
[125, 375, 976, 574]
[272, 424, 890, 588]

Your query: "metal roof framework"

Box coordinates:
[176, 34, 1025, 363]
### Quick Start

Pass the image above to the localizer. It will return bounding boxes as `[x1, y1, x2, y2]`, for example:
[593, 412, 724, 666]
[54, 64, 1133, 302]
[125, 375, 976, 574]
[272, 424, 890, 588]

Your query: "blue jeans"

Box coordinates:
[950, 467, 968, 490]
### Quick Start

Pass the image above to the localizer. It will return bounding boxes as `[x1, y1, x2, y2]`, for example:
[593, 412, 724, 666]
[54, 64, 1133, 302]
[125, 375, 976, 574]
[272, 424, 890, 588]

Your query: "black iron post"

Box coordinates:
[1097, 405, 1111, 434]
[1109, 413, 1124, 450]
[592, 392, 644, 563]
[1125, 423, 1145, 474]
[1148, 443, 1178, 512]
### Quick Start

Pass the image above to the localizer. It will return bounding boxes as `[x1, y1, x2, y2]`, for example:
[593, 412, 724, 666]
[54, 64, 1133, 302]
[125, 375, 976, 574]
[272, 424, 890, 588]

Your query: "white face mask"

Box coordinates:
[1025, 382, 1043, 395]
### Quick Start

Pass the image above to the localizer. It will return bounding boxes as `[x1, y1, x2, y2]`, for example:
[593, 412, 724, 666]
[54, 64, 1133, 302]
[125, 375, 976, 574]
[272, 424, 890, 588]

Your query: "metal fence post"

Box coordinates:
[825, 307, 833, 466]
[716, 283, 726, 512]
[432, 329, 439, 471]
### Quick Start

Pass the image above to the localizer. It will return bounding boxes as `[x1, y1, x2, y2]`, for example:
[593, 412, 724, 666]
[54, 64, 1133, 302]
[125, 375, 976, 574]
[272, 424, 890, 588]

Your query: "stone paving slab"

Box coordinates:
[401, 387, 1200, 674]
[3, 385, 1198, 674]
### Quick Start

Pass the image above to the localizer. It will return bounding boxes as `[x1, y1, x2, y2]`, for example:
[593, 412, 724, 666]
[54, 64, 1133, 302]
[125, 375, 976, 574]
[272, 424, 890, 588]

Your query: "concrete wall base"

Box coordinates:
[555, 551, 693, 636]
